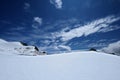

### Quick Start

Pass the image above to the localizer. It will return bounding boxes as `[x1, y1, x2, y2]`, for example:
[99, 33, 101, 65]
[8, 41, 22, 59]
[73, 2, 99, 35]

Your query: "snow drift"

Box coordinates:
[0, 51, 120, 80]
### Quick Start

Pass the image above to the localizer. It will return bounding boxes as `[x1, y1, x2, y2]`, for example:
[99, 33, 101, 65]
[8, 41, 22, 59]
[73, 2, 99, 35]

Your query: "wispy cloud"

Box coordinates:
[80, 38, 117, 48]
[58, 45, 71, 51]
[50, 0, 63, 9]
[54, 15, 120, 41]
[39, 44, 71, 53]
[32, 17, 42, 29]
[0, 20, 12, 25]
[98, 25, 120, 32]
[43, 18, 78, 32]
[34, 17, 42, 25]
[24, 3, 30, 10]
[4, 32, 31, 41]
[88, 43, 107, 48]
[10, 26, 25, 31]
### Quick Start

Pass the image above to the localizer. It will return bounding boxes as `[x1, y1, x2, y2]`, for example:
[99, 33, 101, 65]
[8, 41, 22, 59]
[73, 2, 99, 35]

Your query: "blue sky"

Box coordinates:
[0, 0, 120, 52]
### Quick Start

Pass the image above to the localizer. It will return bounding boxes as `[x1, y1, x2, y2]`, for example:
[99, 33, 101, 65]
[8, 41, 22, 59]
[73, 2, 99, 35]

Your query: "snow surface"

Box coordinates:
[0, 51, 120, 80]
[0, 39, 41, 56]
[0, 39, 120, 80]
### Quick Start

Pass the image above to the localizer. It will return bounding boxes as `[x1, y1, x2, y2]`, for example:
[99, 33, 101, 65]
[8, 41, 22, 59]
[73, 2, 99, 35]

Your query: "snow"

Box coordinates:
[102, 40, 120, 56]
[0, 39, 41, 56]
[0, 51, 120, 80]
[0, 39, 120, 80]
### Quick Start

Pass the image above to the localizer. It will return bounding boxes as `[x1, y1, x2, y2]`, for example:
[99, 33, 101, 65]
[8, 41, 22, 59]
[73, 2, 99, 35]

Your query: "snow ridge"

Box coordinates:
[0, 39, 45, 56]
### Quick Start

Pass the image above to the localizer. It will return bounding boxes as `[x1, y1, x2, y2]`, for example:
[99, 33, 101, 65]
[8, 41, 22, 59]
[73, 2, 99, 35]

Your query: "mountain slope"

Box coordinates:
[0, 39, 43, 56]
[0, 51, 120, 80]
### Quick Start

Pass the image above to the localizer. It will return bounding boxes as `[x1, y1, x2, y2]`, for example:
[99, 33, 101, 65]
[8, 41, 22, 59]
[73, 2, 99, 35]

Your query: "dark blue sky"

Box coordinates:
[0, 0, 120, 52]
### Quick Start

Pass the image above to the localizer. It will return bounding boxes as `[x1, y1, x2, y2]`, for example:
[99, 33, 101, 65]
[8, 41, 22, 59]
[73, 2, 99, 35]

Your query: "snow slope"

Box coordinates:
[0, 39, 41, 56]
[0, 51, 120, 80]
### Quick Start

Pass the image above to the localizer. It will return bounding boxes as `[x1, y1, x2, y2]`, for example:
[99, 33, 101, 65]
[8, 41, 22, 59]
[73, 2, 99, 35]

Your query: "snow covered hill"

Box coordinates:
[0, 39, 120, 80]
[0, 39, 45, 56]
[0, 51, 120, 80]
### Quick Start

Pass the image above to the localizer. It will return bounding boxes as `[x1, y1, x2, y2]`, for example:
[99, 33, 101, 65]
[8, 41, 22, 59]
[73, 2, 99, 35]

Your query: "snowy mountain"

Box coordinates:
[0, 39, 120, 80]
[0, 39, 46, 56]
[0, 51, 120, 80]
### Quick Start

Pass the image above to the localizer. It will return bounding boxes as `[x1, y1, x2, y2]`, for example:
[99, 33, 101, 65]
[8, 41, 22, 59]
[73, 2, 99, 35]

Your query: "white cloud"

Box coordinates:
[98, 25, 120, 32]
[50, 0, 63, 9]
[10, 26, 25, 31]
[88, 43, 107, 48]
[32, 17, 42, 29]
[58, 45, 71, 51]
[54, 15, 120, 41]
[102, 41, 120, 55]
[42, 40, 51, 45]
[24, 3, 30, 10]
[39, 44, 71, 53]
[34, 17, 42, 25]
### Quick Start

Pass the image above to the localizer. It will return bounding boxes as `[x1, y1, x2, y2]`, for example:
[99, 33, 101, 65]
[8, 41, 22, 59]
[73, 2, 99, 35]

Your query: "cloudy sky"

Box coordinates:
[0, 0, 120, 52]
